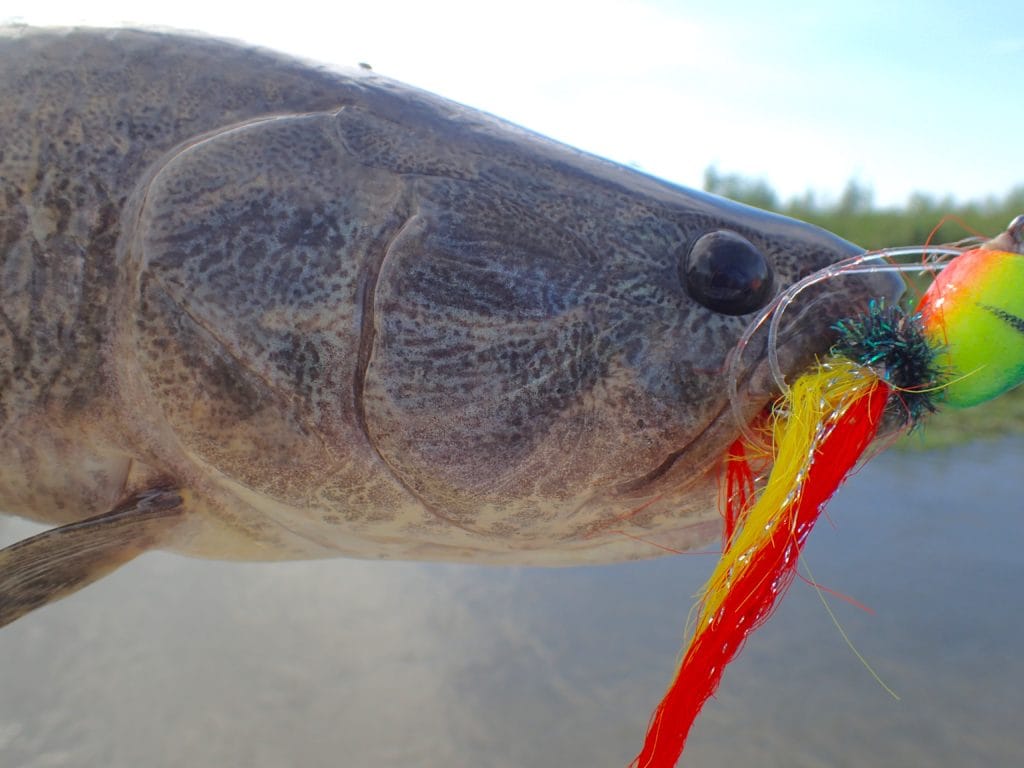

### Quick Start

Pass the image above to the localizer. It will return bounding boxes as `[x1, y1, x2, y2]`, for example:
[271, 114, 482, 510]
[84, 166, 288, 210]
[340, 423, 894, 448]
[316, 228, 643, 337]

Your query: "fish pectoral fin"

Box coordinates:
[0, 486, 185, 628]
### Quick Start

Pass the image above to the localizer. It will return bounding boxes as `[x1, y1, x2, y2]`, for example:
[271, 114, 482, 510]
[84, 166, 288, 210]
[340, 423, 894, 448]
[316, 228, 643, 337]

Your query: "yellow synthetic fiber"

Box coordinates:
[698, 357, 881, 625]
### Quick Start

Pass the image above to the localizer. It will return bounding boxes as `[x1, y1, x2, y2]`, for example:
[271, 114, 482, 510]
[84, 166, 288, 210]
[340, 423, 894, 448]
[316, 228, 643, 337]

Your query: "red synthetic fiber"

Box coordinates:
[721, 437, 754, 547]
[631, 382, 889, 768]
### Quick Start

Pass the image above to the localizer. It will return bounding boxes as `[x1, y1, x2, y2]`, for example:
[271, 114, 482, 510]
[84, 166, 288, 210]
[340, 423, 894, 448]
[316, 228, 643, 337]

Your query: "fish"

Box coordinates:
[0, 27, 901, 625]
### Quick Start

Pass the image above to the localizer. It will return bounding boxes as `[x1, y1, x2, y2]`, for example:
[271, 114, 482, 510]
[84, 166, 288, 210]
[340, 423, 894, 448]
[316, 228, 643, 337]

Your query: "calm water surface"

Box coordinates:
[2, 439, 1022, 767]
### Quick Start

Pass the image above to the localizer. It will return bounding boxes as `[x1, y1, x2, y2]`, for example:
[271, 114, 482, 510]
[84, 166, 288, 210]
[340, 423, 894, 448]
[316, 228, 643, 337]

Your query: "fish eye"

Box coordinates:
[682, 230, 774, 315]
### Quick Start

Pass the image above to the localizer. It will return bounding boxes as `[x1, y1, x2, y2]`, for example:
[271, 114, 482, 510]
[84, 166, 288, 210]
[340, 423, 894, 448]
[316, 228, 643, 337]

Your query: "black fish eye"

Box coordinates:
[682, 230, 774, 315]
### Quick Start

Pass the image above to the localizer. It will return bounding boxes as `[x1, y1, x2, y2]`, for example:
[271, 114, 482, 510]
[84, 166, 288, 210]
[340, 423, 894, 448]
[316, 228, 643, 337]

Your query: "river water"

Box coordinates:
[2, 438, 1022, 767]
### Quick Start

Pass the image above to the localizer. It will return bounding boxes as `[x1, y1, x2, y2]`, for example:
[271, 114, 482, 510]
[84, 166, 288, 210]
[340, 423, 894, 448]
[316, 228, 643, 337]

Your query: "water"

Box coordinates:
[2, 439, 1022, 767]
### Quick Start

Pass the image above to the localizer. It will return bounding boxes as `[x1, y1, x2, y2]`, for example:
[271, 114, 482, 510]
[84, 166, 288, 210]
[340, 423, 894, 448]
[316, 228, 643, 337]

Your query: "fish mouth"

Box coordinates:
[613, 322, 816, 499]
[617, 264, 905, 500]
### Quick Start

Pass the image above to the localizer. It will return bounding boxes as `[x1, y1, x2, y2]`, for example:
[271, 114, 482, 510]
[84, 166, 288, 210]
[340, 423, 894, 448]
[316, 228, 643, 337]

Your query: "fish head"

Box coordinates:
[121, 67, 905, 553]
[604, 191, 904, 498]
[355, 112, 906, 525]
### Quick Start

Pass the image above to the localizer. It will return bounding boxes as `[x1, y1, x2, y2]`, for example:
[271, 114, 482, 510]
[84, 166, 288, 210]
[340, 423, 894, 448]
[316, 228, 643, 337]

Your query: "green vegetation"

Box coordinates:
[704, 167, 1024, 251]
[701, 167, 1024, 449]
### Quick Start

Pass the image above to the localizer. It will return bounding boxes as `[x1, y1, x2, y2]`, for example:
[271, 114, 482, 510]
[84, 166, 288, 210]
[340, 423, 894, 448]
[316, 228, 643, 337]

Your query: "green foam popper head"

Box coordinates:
[918, 217, 1024, 408]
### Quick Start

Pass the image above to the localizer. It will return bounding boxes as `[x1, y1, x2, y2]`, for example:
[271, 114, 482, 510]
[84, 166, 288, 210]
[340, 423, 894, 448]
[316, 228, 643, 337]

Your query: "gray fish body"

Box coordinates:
[0, 27, 899, 576]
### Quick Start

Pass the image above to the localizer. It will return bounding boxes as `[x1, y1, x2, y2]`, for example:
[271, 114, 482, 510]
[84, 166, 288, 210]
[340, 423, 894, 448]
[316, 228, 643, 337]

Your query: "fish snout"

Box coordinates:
[741, 250, 906, 402]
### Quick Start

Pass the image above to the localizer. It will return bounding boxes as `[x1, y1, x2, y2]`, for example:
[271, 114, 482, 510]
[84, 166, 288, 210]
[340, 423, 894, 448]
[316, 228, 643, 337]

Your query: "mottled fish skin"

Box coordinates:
[0, 27, 902, 568]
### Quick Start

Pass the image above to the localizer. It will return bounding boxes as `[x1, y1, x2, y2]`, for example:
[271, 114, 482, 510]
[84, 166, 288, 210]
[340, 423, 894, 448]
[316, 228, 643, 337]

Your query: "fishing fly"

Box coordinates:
[632, 216, 1024, 768]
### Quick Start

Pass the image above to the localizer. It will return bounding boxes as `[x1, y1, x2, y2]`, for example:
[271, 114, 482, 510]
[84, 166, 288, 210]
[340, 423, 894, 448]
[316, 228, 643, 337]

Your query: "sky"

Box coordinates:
[4, 1, 1023, 208]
